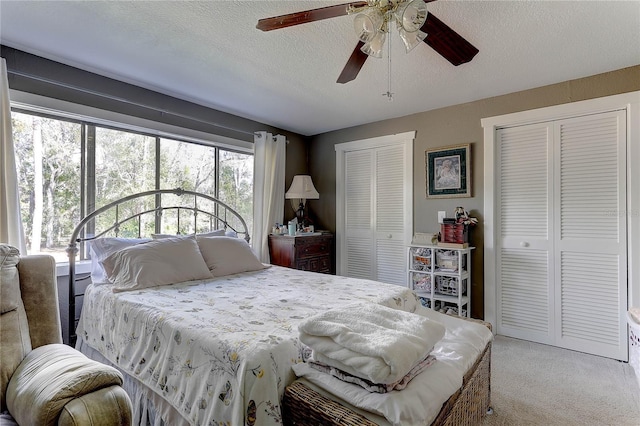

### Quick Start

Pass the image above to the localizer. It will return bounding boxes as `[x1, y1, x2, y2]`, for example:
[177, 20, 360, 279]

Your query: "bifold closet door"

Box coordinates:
[344, 149, 374, 280]
[342, 145, 407, 286]
[497, 122, 554, 344]
[553, 111, 627, 359]
[497, 110, 628, 360]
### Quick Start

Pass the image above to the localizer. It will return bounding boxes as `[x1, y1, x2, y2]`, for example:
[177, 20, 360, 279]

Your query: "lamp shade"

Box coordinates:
[399, 28, 427, 52]
[361, 30, 386, 58]
[396, 0, 428, 33]
[285, 175, 319, 200]
[354, 8, 383, 43]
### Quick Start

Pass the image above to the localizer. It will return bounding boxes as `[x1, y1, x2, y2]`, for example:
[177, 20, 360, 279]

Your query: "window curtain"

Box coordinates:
[0, 58, 27, 253]
[253, 131, 286, 262]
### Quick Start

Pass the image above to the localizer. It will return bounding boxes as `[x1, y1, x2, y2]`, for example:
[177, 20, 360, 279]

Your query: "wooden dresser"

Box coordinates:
[268, 233, 333, 274]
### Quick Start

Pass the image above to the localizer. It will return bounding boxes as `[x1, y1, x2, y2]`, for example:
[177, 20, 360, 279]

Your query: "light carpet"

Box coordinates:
[482, 335, 640, 426]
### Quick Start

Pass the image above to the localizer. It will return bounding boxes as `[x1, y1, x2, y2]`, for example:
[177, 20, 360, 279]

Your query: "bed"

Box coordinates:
[67, 189, 493, 426]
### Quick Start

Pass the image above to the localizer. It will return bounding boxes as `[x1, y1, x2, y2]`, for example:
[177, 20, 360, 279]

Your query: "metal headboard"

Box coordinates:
[65, 188, 250, 346]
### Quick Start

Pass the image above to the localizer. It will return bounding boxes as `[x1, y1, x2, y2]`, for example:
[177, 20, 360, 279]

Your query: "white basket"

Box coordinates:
[628, 311, 640, 387]
[435, 276, 466, 296]
[412, 273, 431, 291]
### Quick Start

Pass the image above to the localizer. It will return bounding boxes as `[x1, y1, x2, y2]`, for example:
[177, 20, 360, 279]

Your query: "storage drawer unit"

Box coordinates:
[408, 244, 474, 317]
[268, 234, 333, 274]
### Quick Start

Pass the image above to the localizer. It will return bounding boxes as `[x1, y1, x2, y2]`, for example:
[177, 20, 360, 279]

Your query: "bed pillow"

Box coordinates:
[101, 237, 213, 292]
[196, 236, 268, 277]
[90, 238, 151, 284]
[151, 229, 226, 239]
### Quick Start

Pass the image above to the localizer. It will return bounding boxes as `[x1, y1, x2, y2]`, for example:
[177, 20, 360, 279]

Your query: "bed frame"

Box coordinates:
[65, 188, 492, 426]
[65, 188, 249, 346]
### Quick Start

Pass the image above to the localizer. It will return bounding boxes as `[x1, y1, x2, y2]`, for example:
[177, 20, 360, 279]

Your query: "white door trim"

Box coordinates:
[335, 131, 415, 278]
[482, 91, 640, 333]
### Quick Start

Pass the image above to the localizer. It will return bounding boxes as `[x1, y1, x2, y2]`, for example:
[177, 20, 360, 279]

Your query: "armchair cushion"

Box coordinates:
[0, 245, 20, 314]
[0, 245, 31, 411]
[6, 344, 124, 426]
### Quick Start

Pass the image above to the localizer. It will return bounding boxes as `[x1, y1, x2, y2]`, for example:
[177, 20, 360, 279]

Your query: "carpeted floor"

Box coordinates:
[482, 335, 640, 426]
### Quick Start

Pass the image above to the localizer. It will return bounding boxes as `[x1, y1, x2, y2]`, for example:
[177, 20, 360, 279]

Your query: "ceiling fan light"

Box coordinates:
[399, 28, 427, 52]
[361, 30, 386, 58]
[354, 8, 384, 42]
[396, 0, 427, 33]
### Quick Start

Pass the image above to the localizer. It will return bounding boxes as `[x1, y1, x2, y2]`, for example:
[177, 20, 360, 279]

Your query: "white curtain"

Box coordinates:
[253, 131, 286, 263]
[0, 58, 27, 253]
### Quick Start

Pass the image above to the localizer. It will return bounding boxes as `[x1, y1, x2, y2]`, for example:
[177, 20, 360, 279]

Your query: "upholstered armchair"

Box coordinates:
[0, 244, 132, 425]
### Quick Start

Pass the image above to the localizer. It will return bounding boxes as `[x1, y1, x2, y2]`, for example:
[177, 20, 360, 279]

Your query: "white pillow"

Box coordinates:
[101, 237, 213, 292]
[151, 229, 225, 239]
[90, 238, 151, 284]
[196, 236, 269, 277]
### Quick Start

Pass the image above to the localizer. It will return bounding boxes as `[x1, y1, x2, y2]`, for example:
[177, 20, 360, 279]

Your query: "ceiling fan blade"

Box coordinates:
[257, 2, 368, 31]
[421, 12, 479, 66]
[337, 41, 368, 84]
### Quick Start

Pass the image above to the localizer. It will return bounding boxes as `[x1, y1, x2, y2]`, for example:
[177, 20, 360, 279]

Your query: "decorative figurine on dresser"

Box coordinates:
[268, 232, 334, 274]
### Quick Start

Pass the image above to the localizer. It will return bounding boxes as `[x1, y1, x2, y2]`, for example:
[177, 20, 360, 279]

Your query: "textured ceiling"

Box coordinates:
[1, 1, 639, 136]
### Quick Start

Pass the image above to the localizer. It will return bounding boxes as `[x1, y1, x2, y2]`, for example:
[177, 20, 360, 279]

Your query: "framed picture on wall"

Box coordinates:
[425, 143, 471, 198]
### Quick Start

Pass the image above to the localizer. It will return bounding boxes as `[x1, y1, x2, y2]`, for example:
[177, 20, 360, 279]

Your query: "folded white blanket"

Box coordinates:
[298, 302, 445, 385]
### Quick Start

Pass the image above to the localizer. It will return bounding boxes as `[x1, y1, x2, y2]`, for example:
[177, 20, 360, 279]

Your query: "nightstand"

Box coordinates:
[268, 233, 333, 274]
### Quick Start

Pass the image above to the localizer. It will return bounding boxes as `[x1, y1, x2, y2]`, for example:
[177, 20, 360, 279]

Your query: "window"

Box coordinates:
[11, 109, 253, 262]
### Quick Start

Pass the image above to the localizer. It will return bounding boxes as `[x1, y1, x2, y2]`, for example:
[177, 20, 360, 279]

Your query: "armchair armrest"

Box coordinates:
[6, 344, 131, 426]
[58, 385, 132, 426]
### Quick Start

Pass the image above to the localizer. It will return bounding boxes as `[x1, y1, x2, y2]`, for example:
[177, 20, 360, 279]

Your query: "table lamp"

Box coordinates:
[285, 175, 319, 229]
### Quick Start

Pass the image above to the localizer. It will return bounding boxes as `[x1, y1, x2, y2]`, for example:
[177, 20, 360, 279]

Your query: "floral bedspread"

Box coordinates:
[77, 266, 420, 426]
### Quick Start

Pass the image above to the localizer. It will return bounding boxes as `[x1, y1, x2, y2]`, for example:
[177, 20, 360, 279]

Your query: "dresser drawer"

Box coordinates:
[296, 255, 331, 273]
[295, 237, 332, 259]
[268, 234, 334, 274]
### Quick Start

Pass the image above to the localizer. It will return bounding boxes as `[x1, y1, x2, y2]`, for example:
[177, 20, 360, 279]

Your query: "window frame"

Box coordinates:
[9, 90, 254, 269]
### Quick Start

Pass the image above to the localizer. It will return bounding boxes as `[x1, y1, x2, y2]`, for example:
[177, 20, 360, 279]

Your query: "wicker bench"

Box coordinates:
[283, 318, 492, 426]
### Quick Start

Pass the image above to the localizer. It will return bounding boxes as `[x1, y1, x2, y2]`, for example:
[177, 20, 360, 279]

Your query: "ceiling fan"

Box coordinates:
[256, 0, 478, 84]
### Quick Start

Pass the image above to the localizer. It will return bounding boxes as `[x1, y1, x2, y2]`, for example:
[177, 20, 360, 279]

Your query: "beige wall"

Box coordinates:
[308, 65, 640, 319]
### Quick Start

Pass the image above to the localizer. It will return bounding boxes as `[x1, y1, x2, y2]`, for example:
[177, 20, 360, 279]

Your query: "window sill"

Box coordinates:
[56, 260, 92, 278]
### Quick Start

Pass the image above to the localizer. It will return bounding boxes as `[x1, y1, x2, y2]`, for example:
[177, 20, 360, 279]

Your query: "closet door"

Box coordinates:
[497, 123, 554, 344]
[344, 149, 374, 279]
[553, 111, 627, 359]
[336, 132, 413, 286]
[496, 110, 628, 360]
[374, 145, 408, 285]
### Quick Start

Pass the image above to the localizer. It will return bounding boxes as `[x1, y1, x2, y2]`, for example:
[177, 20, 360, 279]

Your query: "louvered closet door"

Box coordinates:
[344, 150, 374, 279]
[497, 110, 628, 360]
[375, 145, 407, 286]
[554, 111, 627, 359]
[342, 144, 408, 285]
[497, 123, 554, 344]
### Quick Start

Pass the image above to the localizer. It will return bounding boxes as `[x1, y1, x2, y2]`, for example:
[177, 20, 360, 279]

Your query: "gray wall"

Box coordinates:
[308, 65, 640, 319]
[1, 45, 312, 197]
[6, 45, 639, 320]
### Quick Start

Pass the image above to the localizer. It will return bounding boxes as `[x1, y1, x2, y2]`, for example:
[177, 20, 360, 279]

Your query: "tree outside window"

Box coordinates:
[11, 110, 253, 262]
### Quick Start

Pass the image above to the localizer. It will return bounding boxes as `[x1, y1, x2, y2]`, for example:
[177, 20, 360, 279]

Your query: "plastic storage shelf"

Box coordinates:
[408, 244, 474, 317]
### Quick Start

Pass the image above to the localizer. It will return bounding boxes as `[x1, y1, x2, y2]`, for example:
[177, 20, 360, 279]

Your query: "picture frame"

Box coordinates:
[425, 143, 471, 198]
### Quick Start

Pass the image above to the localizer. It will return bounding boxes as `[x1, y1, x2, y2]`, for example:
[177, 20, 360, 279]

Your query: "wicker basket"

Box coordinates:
[283, 321, 493, 426]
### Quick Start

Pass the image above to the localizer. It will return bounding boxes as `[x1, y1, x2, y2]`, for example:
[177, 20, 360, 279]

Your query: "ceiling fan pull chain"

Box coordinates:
[384, 14, 394, 102]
